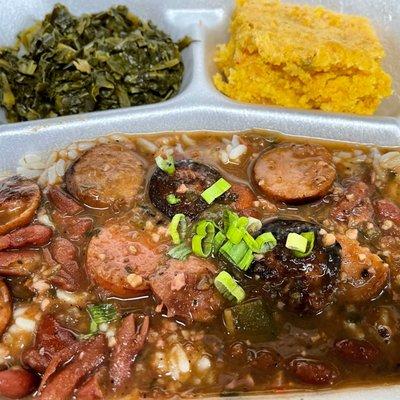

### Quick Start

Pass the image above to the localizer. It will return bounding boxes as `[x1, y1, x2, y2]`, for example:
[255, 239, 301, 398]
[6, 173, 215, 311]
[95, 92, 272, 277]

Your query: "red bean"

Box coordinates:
[334, 339, 380, 364]
[288, 358, 338, 385]
[0, 368, 38, 399]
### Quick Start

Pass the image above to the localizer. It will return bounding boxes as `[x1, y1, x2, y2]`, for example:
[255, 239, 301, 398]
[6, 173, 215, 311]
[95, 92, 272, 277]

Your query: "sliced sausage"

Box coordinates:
[86, 223, 168, 297]
[47, 186, 84, 215]
[149, 256, 224, 323]
[110, 314, 149, 389]
[22, 314, 76, 374]
[253, 143, 336, 204]
[0, 280, 11, 336]
[65, 144, 145, 209]
[149, 159, 222, 220]
[334, 339, 380, 364]
[0, 368, 38, 399]
[47, 238, 86, 292]
[75, 368, 107, 400]
[229, 183, 259, 217]
[287, 358, 338, 385]
[375, 199, 400, 234]
[39, 335, 108, 400]
[330, 181, 374, 228]
[0, 225, 52, 251]
[0, 251, 42, 276]
[0, 176, 41, 235]
[337, 234, 389, 303]
[51, 211, 93, 242]
[252, 219, 341, 314]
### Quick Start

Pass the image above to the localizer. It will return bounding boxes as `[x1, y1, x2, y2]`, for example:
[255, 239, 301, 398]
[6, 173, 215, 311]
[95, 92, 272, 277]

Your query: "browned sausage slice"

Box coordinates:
[22, 314, 76, 373]
[0, 225, 53, 251]
[253, 143, 336, 204]
[65, 144, 145, 209]
[0, 251, 42, 276]
[337, 234, 389, 303]
[86, 223, 168, 298]
[0, 176, 41, 235]
[0, 280, 11, 336]
[47, 186, 84, 215]
[75, 369, 107, 400]
[0, 368, 38, 399]
[149, 256, 224, 323]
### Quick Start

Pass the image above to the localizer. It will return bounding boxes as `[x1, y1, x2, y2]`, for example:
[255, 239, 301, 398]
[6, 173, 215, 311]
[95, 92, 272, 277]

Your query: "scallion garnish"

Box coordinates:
[213, 231, 226, 252]
[192, 220, 215, 257]
[167, 243, 192, 260]
[220, 240, 254, 271]
[155, 154, 175, 175]
[201, 178, 231, 204]
[214, 271, 245, 303]
[166, 193, 181, 205]
[285, 232, 308, 253]
[87, 303, 119, 335]
[293, 231, 315, 258]
[168, 213, 187, 245]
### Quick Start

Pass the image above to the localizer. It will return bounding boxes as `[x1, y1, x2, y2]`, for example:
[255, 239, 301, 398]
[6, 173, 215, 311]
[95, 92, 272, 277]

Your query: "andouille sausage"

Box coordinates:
[0, 368, 38, 399]
[22, 314, 76, 374]
[253, 143, 336, 204]
[149, 256, 224, 323]
[0, 251, 42, 277]
[337, 234, 389, 303]
[75, 369, 107, 400]
[51, 211, 93, 242]
[39, 335, 108, 400]
[86, 223, 168, 297]
[0, 176, 41, 235]
[110, 314, 149, 390]
[47, 186, 84, 215]
[0, 225, 53, 251]
[0, 281, 11, 336]
[65, 144, 145, 209]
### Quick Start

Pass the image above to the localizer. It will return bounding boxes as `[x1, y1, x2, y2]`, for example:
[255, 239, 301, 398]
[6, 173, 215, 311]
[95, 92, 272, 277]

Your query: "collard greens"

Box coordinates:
[0, 4, 189, 122]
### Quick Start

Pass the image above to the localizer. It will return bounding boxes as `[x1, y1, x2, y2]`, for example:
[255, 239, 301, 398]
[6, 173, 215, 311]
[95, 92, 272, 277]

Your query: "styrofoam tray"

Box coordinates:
[0, 0, 399, 398]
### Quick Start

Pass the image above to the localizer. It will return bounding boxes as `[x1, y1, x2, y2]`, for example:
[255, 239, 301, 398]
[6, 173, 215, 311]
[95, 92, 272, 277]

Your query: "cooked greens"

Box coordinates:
[0, 4, 189, 122]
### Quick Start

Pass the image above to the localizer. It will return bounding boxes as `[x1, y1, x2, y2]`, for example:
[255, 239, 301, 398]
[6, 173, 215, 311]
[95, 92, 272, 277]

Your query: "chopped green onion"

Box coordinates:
[167, 243, 192, 260]
[220, 240, 254, 271]
[285, 232, 308, 253]
[223, 210, 239, 233]
[213, 231, 226, 252]
[255, 232, 277, 253]
[168, 214, 187, 245]
[214, 271, 245, 303]
[155, 155, 175, 175]
[166, 194, 181, 205]
[201, 178, 231, 205]
[192, 220, 215, 257]
[87, 303, 118, 335]
[246, 217, 262, 234]
[293, 231, 315, 258]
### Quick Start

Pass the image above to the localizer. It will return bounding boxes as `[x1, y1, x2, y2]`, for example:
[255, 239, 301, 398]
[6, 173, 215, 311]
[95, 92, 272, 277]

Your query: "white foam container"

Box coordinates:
[0, 0, 399, 398]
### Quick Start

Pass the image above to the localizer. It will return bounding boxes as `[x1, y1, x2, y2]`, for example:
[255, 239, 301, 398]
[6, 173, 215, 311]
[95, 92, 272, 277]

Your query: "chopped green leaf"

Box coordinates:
[168, 214, 187, 245]
[87, 303, 118, 335]
[214, 271, 245, 303]
[155, 155, 175, 175]
[166, 193, 181, 205]
[220, 240, 254, 271]
[293, 231, 315, 258]
[201, 178, 231, 205]
[192, 220, 215, 257]
[167, 243, 192, 260]
[285, 232, 308, 253]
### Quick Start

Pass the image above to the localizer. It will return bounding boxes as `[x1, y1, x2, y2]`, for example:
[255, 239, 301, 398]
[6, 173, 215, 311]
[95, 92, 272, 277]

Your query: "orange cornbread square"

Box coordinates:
[214, 0, 392, 115]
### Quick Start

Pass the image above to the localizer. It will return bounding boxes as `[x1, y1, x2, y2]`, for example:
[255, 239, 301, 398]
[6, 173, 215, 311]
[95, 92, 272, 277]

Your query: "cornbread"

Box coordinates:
[214, 0, 392, 115]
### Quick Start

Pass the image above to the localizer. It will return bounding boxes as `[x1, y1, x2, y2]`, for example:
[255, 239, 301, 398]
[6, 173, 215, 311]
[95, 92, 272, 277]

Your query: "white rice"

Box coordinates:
[136, 138, 158, 154]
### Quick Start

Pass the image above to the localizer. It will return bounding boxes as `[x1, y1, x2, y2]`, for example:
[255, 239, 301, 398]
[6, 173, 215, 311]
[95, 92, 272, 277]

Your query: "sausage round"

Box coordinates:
[149, 159, 222, 220]
[149, 256, 224, 323]
[0, 280, 11, 336]
[0, 176, 41, 235]
[65, 144, 145, 209]
[86, 222, 168, 297]
[253, 143, 336, 204]
[337, 234, 389, 303]
[252, 219, 341, 315]
[0, 368, 38, 399]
